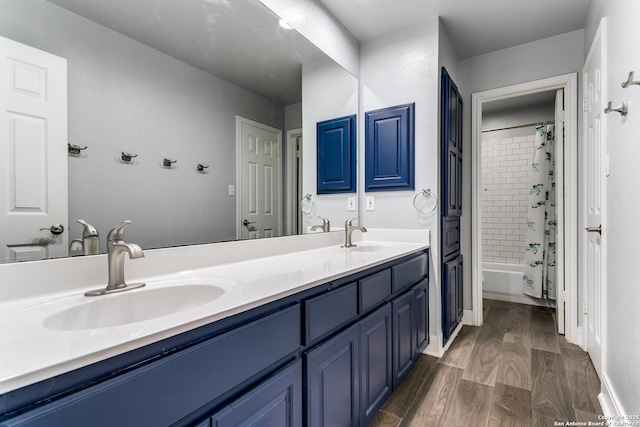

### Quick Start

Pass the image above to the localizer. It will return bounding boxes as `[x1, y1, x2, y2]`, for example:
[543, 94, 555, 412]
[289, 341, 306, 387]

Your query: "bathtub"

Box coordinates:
[482, 262, 554, 307]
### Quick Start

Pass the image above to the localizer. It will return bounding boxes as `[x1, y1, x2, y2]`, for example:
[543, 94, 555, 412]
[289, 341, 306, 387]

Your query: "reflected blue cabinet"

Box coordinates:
[317, 115, 357, 194]
[365, 103, 415, 192]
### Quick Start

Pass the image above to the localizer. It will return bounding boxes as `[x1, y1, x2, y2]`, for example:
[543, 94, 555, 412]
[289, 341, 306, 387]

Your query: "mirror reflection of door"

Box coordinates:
[237, 117, 282, 240]
[0, 36, 68, 262]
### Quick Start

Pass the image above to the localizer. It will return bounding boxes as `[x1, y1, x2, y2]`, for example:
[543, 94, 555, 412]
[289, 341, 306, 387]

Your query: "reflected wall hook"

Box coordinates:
[622, 71, 640, 88]
[68, 143, 87, 155]
[121, 152, 138, 162]
[196, 163, 209, 172]
[163, 158, 177, 167]
[604, 100, 628, 116]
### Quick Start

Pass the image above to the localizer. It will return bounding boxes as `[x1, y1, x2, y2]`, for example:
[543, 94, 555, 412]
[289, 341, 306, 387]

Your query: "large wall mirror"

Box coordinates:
[0, 0, 358, 264]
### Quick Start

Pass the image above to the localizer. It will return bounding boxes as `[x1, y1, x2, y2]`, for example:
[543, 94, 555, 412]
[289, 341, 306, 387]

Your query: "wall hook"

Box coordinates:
[163, 158, 177, 167]
[622, 71, 640, 88]
[604, 100, 628, 116]
[196, 163, 209, 172]
[68, 143, 87, 155]
[121, 152, 138, 162]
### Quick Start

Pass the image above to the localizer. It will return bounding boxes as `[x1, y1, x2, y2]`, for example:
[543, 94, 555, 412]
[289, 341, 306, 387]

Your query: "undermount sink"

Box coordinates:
[43, 278, 237, 331]
[347, 245, 388, 253]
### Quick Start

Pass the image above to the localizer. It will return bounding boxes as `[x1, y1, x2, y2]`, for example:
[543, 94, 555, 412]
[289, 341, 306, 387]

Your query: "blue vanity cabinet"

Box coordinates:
[0, 305, 301, 427]
[359, 303, 392, 426]
[306, 323, 360, 427]
[0, 249, 430, 427]
[208, 360, 302, 427]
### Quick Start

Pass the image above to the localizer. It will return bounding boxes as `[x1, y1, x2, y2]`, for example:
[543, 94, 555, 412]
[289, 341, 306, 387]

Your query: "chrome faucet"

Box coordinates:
[342, 217, 367, 248]
[84, 221, 146, 296]
[69, 219, 100, 255]
[311, 217, 330, 232]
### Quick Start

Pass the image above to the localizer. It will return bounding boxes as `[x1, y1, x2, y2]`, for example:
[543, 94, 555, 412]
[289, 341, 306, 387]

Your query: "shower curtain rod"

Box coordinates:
[481, 119, 555, 133]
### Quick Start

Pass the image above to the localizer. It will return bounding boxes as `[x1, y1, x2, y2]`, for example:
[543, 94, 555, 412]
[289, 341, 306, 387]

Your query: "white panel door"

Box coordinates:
[0, 36, 68, 263]
[583, 22, 605, 378]
[237, 117, 281, 240]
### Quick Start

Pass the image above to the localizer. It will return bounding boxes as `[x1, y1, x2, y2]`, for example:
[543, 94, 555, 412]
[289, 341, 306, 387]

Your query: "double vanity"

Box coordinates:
[0, 229, 430, 426]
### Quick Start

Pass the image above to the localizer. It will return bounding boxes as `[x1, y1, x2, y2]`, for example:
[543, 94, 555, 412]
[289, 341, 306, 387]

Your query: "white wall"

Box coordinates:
[585, 0, 640, 416]
[359, 19, 442, 344]
[0, 0, 285, 252]
[457, 30, 584, 309]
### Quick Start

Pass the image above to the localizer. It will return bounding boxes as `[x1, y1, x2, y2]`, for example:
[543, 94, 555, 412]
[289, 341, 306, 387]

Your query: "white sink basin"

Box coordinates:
[43, 278, 236, 331]
[347, 245, 388, 253]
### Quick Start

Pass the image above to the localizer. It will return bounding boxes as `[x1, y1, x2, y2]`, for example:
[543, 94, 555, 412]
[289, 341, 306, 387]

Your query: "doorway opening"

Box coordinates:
[471, 73, 580, 345]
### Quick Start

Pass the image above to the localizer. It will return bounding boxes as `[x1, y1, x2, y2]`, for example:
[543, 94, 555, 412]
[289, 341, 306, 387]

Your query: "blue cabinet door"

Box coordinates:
[392, 291, 415, 389]
[442, 255, 461, 342]
[209, 361, 302, 427]
[306, 323, 359, 427]
[359, 303, 392, 426]
[413, 279, 429, 352]
[317, 115, 357, 194]
[364, 103, 415, 192]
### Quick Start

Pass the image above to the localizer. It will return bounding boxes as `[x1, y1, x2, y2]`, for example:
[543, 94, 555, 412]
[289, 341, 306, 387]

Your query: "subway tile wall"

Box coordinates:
[481, 134, 535, 264]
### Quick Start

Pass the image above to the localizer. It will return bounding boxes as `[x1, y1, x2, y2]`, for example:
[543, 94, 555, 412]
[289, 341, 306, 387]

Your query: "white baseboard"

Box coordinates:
[600, 372, 623, 418]
[423, 322, 465, 358]
[463, 309, 473, 325]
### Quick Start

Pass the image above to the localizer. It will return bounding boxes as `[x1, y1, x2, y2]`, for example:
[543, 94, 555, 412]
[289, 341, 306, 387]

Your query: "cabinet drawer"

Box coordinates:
[1, 305, 301, 427]
[359, 269, 391, 313]
[392, 253, 428, 293]
[305, 282, 357, 344]
[443, 218, 460, 257]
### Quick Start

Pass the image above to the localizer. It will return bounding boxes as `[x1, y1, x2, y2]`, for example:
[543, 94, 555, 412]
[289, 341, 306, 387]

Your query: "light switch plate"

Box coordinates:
[347, 197, 356, 211]
[366, 196, 375, 211]
[228, 185, 235, 196]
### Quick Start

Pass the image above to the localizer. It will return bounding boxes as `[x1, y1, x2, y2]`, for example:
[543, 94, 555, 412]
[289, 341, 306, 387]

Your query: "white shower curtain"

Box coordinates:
[523, 124, 556, 300]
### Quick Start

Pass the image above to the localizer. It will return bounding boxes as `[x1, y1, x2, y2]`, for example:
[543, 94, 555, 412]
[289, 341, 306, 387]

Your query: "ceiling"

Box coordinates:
[47, 0, 324, 105]
[318, 0, 593, 59]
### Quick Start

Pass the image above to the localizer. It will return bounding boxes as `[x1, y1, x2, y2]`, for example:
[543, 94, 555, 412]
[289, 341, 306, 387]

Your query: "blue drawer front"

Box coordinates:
[1, 305, 301, 427]
[358, 269, 391, 313]
[392, 253, 428, 293]
[305, 282, 357, 344]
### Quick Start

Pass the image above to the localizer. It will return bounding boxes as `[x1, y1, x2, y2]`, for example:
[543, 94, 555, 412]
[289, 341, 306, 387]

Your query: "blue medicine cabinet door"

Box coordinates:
[365, 103, 415, 192]
[317, 114, 357, 194]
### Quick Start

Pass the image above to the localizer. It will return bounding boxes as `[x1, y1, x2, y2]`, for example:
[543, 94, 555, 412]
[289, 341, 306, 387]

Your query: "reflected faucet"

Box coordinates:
[311, 217, 330, 233]
[84, 221, 146, 296]
[342, 217, 367, 248]
[69, 219, 100, 255]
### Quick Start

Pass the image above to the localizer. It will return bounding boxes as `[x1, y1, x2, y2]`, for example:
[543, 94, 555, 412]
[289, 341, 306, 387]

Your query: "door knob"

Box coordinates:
[585, 225, 601, 235]
[40, 224, 65, 235]
[242, 219, 256, 227]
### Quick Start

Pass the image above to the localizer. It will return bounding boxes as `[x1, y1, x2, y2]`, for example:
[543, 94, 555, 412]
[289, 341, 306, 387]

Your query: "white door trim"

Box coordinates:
[235, 116, 283, 240]
[286, 128, 302, 236]
[471, 73, 579, 344]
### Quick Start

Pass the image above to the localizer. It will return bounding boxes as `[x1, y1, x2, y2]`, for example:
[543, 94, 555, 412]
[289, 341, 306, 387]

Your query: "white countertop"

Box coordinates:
[0, 229, 429, 395]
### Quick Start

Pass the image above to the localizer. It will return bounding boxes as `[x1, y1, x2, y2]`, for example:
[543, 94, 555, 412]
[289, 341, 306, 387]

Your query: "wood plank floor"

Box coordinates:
[368, 299, 602, 427]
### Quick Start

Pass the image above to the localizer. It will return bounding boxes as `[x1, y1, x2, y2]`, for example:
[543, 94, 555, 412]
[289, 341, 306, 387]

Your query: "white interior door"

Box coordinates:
[583, 21, 605, 377]
[0, 36, 68, 263]
[237, 117, 281, 240]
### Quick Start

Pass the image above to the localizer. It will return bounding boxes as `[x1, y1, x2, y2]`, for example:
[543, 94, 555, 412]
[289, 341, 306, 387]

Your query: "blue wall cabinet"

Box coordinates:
[365, 103, 415, 192]
[441, 67, 463, 345]
[209, 361, 302, 427]
[306, 323, 360, 427]
[359, 303, 392, 426]
[316, 115, 357, 194]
